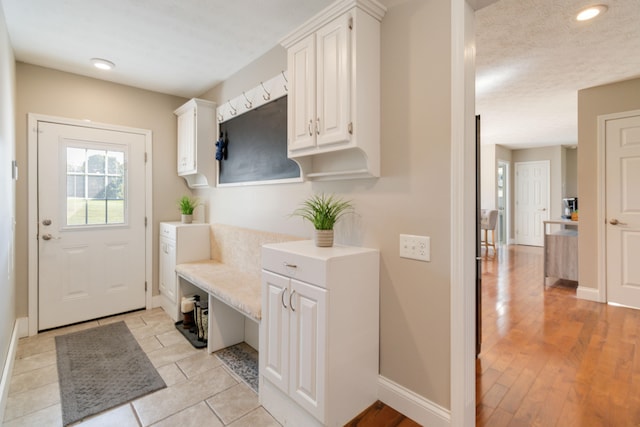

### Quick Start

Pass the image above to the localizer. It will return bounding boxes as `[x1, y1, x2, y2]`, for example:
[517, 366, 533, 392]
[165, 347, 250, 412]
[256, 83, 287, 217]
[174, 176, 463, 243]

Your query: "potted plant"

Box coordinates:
[178, 195, 199, 224]
[292, 193, 354, 247]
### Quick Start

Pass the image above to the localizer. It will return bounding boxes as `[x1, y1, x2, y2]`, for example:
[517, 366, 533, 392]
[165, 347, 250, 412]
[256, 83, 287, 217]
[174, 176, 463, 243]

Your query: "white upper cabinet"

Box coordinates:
[288, 14, 351, 153]
[281, 0, 386, 181]
[174, 98, 216, 188]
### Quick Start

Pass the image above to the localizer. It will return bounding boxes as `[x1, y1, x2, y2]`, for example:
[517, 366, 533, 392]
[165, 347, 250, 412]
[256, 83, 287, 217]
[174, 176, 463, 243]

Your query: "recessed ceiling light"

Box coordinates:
[90, 58, 115, 70]
[576, 4, 608, 21]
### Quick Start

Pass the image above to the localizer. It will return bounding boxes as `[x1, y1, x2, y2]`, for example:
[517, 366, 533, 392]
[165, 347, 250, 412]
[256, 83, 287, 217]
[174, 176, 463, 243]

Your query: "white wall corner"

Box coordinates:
[378, 375, 451, 427]
[0, 320, 22, 422]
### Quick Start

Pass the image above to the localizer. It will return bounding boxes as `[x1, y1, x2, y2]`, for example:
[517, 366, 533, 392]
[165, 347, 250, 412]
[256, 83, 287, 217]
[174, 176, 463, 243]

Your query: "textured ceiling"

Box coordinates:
[0, 0, 331, 97]
[476, 0, 640, 148]
[2, 0, 639, 149]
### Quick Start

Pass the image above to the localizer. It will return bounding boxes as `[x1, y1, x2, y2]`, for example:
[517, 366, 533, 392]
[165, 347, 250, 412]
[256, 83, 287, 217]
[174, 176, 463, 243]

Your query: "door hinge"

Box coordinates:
[145, 281, 148, 291]
[144, 152, 148, 163]
[145, 217, 147, 227]
[348, 122, 353, 134]
[349, 17, 353, 30]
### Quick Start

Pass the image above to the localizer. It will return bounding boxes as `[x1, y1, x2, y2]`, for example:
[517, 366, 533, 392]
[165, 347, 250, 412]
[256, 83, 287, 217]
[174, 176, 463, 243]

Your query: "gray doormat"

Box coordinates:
[55, 321, 166, 426]
[215, 343, 259, 392]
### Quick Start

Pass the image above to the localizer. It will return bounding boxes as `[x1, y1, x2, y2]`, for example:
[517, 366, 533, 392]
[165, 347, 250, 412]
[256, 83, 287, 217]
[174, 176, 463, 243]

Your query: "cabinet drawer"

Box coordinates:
[262, 248, 327, 288]
[160, 223, 176, 240]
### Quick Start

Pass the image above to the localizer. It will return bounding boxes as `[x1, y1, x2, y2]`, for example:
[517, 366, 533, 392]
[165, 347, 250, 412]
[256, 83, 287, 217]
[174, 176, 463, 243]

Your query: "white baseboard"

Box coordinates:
[0, 320, 22, 422]
[577, 286, 601, 302]
[378, 375, 450, 427]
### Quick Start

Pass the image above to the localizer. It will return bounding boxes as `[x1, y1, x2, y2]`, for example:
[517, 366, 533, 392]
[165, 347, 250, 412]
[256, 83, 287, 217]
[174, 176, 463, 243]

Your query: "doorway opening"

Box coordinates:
[496, 160, 509, 246]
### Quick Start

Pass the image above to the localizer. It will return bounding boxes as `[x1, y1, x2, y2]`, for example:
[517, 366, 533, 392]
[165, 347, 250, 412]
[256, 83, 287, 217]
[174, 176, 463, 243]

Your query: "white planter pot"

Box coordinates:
[181, 214, 193, 224]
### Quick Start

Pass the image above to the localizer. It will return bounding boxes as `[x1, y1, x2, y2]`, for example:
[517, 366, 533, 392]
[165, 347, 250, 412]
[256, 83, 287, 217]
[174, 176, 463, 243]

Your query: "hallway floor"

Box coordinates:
[3, 308, 278, 427]
[477, 245, 640, 426]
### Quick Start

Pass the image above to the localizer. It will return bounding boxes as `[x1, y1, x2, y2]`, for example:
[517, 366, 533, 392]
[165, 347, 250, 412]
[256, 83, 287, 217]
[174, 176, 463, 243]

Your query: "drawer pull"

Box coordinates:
[281, 289, 288, 309]
[284, 262, 297, 269]
[289, 290, 296, 312]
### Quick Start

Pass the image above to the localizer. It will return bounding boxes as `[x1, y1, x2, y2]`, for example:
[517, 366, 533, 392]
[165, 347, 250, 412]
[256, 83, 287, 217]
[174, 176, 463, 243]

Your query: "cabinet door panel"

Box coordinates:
[159, 238, 176, 302]
[288, 35, 317, 152]
[316, 13, 351, 147]
[177, 108, 196, 175]
[261, 271, 290, 393]
[289, 279, 326, 421]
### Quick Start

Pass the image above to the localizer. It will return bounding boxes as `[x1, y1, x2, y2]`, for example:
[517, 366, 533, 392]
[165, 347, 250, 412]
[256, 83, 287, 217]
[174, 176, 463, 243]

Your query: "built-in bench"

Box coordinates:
[175, 223, 299, 352]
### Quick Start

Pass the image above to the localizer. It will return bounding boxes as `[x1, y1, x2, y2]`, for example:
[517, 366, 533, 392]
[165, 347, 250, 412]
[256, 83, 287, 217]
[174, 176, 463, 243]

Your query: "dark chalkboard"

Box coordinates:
[218, 96, 299, 185]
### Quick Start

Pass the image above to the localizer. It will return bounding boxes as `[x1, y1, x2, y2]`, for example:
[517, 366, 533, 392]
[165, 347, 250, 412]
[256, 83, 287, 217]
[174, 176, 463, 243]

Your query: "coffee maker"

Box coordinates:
[562, 197, 578, 219]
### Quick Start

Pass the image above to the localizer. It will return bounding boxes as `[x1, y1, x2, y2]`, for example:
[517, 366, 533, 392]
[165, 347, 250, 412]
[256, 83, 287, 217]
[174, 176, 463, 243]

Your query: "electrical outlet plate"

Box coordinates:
[400, 234, 430, 262]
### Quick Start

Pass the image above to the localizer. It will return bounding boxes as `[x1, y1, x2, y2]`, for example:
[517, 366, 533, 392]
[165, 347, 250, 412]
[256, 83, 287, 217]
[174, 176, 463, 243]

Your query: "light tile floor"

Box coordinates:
[2, 308, 281, 427]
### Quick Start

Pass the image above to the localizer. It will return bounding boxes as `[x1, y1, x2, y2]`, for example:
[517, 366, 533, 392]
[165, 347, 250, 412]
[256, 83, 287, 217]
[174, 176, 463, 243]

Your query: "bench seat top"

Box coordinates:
[175, 260, 261, 322]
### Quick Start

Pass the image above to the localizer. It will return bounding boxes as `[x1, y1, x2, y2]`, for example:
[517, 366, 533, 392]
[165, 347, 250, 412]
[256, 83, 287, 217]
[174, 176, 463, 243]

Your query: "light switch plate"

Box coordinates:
[400, 234, 430, 262]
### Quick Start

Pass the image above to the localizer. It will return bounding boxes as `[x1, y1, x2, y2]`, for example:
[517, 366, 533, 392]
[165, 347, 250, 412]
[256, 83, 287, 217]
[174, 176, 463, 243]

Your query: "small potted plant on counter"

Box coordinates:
[292, 193, 354, 247]
[178, 195, 199, 224]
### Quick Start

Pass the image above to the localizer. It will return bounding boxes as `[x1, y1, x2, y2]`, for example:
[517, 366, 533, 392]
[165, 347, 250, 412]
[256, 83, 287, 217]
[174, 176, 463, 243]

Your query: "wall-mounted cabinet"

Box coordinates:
[174, 98, 217, 188]
[281, 0, 386, 181]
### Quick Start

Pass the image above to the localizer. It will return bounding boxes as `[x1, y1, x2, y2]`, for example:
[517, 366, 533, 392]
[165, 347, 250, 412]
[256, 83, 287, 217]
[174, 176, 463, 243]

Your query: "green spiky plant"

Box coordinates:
[292, 193, 354, 230]
[178, 195, 199, 215]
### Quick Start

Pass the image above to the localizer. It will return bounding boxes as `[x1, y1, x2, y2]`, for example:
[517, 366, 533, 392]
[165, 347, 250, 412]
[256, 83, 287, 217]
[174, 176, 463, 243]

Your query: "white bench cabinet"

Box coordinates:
[159, 222, 210, 321]
[260, 240, 379, 426]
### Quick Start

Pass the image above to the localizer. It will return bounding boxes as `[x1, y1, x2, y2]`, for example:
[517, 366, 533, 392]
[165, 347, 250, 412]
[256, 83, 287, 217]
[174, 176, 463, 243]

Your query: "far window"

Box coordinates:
[66, 147, 126, 226]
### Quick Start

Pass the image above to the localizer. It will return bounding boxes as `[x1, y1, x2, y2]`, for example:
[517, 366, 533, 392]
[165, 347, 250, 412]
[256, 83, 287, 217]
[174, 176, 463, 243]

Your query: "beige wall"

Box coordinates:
[577, 77, 640, 290]
[14, 63, 189, 316]
[564, 147, 577, 198]
[199, 0, 454, 407]
[0, 4, 16, 397]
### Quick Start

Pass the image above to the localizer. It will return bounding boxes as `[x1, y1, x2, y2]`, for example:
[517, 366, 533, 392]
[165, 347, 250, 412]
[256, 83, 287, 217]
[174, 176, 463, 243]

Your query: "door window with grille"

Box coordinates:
[64, 145, 128, 226]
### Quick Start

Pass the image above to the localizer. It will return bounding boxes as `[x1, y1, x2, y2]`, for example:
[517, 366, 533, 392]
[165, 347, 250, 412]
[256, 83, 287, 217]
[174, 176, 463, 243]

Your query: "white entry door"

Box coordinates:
[515, 161, 549, 246]
[38, 121, 147, 330]
[606, 112, 640, 308]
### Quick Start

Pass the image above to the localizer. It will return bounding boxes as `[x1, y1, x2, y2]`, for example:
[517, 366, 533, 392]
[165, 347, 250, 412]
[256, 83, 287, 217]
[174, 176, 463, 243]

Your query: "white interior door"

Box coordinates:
[38, 121, 146, 330]
[606, 113, 640, 308]
[515, 161, 549, 246]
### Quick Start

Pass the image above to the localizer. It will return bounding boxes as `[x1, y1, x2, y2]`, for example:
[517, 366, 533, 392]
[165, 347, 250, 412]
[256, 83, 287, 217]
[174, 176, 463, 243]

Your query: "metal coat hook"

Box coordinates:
[227, 100, 237, 116]
[260, 82, 271, 101]
[281, 70, 288, 92]
[217, 113, 224, 122]
[242, 91, 253, 110]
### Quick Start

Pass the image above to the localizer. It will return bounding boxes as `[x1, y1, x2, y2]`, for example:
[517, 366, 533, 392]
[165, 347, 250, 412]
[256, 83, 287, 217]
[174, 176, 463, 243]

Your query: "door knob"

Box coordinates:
[42, 219, 52, 226]
[609, 219, 627, 225]
[42, 233, 52, 240]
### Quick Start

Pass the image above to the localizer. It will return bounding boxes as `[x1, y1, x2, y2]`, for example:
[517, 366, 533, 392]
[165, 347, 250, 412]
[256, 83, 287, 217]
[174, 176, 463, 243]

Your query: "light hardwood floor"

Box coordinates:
[477, 244, 640, 426]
